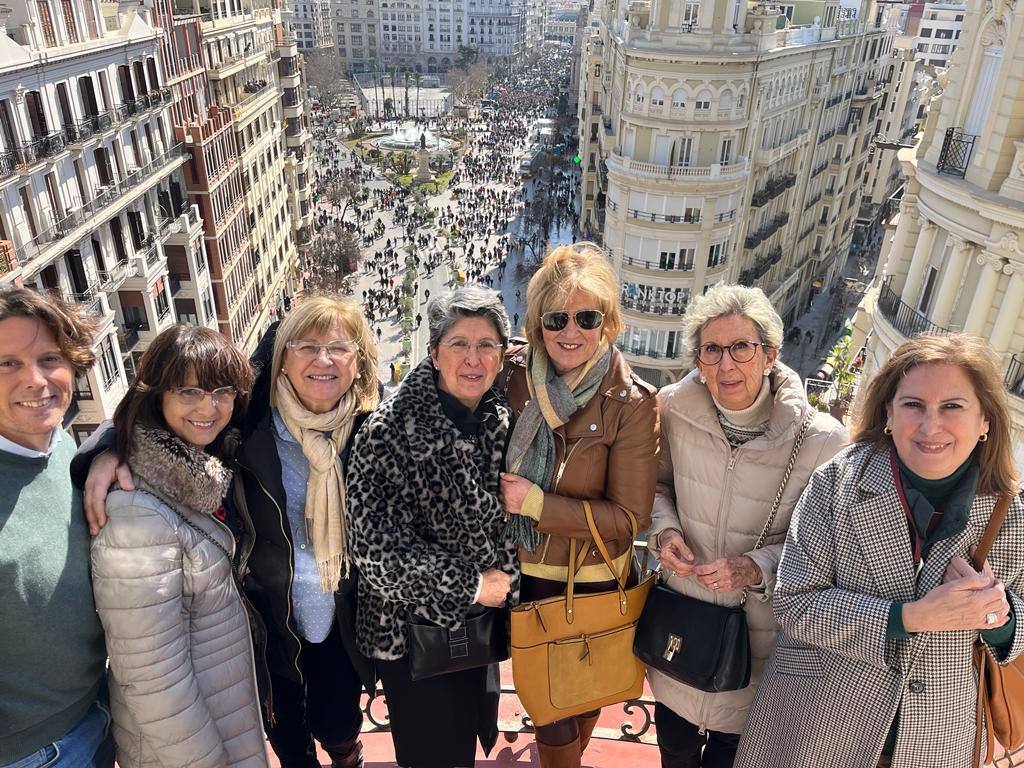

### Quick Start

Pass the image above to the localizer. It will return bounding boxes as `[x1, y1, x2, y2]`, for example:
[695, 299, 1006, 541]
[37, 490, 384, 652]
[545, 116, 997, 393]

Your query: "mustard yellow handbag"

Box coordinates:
[510, 501, 654, 727]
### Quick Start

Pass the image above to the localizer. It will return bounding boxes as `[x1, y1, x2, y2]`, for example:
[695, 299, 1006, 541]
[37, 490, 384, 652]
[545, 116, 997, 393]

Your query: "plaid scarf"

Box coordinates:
[504, 342, 611, 551]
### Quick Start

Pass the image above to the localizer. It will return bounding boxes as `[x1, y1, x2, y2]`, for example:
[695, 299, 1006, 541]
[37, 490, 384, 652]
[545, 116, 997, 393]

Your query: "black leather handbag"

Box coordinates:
[633, 412, 814, 692]
[407, 604, 510, 681]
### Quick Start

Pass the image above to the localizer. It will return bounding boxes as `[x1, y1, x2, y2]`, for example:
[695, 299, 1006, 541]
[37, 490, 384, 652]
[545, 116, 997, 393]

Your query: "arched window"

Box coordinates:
[720, 89, 734, 110]
[737, 89, 746, 109]
[651, 86, 665, 107]
[696, 88, 711, 110]
[671, 89, 686, 109]
[634, 84, 645, 104]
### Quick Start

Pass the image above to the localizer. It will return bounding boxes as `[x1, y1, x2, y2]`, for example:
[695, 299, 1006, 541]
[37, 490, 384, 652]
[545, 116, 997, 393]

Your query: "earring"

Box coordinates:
[763, 369, 771, 377]
[979, 433, 988, 443]
[699, 375, 707, 384]
[884, 425, 893, 435]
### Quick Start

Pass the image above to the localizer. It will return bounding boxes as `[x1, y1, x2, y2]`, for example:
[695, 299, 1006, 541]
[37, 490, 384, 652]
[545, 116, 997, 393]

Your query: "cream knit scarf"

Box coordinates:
[275, 375, 357, 593]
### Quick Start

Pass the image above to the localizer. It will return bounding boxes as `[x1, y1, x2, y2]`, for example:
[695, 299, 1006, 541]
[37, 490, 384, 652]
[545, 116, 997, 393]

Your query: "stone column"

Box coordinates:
[881, 201, 919, 282]
[930, 237, 974, 328]
[990, 264, 1024, 354]
[963, 253, 1003, 336]
[901, 217, 937, 307]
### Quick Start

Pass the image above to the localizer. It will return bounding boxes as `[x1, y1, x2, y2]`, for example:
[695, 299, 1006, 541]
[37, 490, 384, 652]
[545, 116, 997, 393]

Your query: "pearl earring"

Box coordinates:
[884, 425, 893, 435]
[699, 375, 707, 384]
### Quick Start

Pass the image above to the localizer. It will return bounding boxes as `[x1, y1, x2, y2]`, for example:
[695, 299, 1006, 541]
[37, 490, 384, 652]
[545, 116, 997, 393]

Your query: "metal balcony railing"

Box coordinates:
[1005, 354, 1024, 398]
[877, 281, 955, 339]
[621, 255, 695, 272]
[615, 342, 684, 361]
[620, 296, 688, 316]
[936, 127, 976, 178]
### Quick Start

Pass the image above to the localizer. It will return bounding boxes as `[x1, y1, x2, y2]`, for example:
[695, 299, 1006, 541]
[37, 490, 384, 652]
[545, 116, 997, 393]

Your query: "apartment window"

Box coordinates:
[676, 137, 693, 166]
[920, 27, 931, 37]
[651, 87, 664, 107]
[696, 89, 711, 111]
[820, 204, 830, 225]
[98, 336, 119, 390]
[936, 28, 953, 39]
[37, 0, 57, 46]
[918, 266, 938, 313]
[682, 1, 699, 27]
[719, 138, 733, 163]
[707, 241, 727, 268]
[18, 186, 38, 239]
[60, 0, 79, 43]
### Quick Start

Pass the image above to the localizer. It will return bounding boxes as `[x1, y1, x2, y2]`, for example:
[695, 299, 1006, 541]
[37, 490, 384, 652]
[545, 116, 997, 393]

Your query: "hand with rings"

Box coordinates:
[695, 557, 764, 593]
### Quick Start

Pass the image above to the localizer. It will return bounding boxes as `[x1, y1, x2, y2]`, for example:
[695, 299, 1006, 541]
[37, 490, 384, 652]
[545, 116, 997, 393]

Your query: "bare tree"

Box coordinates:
[304, 51, 348, 107]
[448, 59, 490, 103]
[323, 176, 363, 222]
[302, 224, 363, 292]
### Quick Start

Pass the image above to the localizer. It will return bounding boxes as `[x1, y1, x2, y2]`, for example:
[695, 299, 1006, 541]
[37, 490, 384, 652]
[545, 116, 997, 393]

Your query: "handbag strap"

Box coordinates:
[972, 493, 1015, 572]
[565, 501, 637, 623]
[750, 411, 815, 552]
[737, 411, 813, 605]
[173, 507, 233, 564]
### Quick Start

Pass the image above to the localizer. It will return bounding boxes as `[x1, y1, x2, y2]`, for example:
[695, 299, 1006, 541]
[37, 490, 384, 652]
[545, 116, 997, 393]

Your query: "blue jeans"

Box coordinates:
[1, 693, 114, 768]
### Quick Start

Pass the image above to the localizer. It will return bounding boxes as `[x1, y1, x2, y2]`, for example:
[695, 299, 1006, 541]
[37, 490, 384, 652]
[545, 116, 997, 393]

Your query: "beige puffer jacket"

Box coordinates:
[90, 427, 268, 768]
[648, 363, 848, 734]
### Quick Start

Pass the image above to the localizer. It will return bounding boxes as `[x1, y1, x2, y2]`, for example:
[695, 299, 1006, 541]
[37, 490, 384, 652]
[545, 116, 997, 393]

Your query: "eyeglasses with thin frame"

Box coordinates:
[286, 339, 359, 360]
[697, 340, 766, 366]
[171, 386, 238, 406]
[541, 309, 605, 332]
[440, 339, 504, 360]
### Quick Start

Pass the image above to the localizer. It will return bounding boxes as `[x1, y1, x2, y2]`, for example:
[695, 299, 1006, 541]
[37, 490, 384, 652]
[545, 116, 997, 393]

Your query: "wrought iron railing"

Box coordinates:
[877, 281, 954, 339]
[620, 295, 688, 316]
[621, 255, 695, 272]
[936, 127, 976, 177]
[1004, 354, 1024, 398]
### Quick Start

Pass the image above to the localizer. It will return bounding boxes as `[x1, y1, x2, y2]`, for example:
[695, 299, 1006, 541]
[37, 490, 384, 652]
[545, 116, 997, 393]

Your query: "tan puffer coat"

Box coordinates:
[91, 427, 268, 768]
[648, 363, 848, 734]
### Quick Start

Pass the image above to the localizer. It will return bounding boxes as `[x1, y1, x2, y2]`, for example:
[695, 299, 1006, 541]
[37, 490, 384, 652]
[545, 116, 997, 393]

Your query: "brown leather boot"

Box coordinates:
[535, 735, 582, 768]
[576, 712, 600, 754]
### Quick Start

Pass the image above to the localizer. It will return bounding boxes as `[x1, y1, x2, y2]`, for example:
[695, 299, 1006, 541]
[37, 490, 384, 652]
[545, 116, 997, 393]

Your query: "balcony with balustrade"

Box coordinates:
[605, 151, 749, 184]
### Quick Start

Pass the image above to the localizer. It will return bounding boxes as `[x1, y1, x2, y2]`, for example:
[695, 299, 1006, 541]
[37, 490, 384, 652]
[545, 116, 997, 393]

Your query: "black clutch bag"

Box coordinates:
[407, 604, 510, 681]
[633, 412, 814, 693]
[633, 580, 750, 692]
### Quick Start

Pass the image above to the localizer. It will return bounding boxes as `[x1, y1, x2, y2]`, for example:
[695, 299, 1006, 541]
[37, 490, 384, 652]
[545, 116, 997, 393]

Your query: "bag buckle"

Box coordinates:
[663, 634, 682, 662]
[449, 627, 469, 659]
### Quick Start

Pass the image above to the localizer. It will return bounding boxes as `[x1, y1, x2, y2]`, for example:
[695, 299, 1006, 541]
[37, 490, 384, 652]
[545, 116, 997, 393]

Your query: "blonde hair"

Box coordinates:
[524, 242, 622, 349]
[852, 334, 1018, 496]
[269, 295, 380, 412]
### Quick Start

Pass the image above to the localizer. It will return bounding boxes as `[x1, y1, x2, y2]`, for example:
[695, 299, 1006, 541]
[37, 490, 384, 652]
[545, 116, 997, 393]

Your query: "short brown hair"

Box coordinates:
[0, 287, 98, 374]
[270, 294, 380, 412]
[852, 334, 1018, 496]
[523, 242, 622, 350]
[113, 324, 253, 457]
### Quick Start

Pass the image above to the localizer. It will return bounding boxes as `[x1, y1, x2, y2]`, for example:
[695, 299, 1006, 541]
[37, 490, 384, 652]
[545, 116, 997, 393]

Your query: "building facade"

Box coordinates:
[915, 1, 963, 69]
[290, 0, 334, 49]
[577, 0, 891, 386]
[0, 0, 196, 440]
[862, 0, 1024, 469]
[331, 0, 379, 70]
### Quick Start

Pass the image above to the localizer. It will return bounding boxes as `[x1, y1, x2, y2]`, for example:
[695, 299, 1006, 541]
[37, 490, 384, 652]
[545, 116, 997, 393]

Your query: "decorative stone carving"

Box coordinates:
[981, 18, 1007, 47]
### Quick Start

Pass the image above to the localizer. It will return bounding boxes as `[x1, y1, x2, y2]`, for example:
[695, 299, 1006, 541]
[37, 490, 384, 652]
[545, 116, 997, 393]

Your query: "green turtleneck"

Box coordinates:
[898, 453, 975, 513]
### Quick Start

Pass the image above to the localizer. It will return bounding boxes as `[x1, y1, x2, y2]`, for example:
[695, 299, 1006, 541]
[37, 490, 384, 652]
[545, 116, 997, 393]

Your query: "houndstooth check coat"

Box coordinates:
[734, 442, 1024, 768]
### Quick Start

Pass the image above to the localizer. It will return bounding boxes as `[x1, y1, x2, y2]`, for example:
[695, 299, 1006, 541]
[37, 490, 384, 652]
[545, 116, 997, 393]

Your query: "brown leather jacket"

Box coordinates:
[501, 341, 659, 579]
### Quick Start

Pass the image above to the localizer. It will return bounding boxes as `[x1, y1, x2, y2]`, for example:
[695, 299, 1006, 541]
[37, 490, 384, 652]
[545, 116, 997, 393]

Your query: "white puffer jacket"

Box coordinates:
[648, 363, 848, 734]
[91, 427, 268, 768]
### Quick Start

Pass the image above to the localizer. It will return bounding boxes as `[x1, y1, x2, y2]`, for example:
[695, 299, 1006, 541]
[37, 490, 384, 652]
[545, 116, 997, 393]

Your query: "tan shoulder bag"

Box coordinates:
[510, 502, 655, 727]
[973, 492, 1024, 764]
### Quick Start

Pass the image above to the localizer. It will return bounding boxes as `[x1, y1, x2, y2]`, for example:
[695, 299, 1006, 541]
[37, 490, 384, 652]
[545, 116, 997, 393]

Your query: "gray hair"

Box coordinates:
[427, 283, 510, 349]
[680, 283, 784, 368]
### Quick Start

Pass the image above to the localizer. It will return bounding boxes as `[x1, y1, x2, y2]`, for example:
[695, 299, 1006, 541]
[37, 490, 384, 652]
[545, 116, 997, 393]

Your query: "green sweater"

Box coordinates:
[0, 438, 106, 762]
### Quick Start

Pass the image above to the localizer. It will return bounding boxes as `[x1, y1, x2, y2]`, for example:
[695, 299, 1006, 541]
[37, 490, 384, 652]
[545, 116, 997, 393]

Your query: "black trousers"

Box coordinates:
[377, 655, 500, 768]
[265, 622, 364, 768]
[654, 702, 739, 768]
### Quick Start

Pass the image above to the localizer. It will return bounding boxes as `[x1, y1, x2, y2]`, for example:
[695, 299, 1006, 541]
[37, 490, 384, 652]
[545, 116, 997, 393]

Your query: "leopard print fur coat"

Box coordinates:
[345, 357, 519, 660]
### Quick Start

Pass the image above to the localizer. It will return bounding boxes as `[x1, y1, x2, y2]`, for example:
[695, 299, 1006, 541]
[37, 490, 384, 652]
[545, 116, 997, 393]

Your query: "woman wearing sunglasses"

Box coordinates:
[89, 325, 269, 768]
[499, 243, 660, 768]
[79, 297, 381, 768]
[646, 284, 847, 768]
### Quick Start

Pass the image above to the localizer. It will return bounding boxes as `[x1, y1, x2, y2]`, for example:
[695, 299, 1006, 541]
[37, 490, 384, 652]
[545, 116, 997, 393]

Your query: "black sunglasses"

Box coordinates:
[541, 309, 605, 332]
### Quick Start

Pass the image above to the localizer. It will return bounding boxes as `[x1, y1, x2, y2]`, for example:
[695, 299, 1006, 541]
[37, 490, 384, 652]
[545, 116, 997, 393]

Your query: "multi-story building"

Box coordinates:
[291, 0, 334, 49]
[0, 0, 197, 440]
[856, 33, 928, 238]
[331, 0, 379, 71]
[861, 0, 1024, 468]
[194, 0, 305, 351]
[577, 0, 891, 386]
[915, 1, 963, 69]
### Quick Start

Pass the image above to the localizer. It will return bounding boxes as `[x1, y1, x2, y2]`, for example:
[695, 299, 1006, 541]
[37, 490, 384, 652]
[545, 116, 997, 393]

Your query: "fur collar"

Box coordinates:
[128, 425, 233, 516]
[392, 357, 509, 461]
